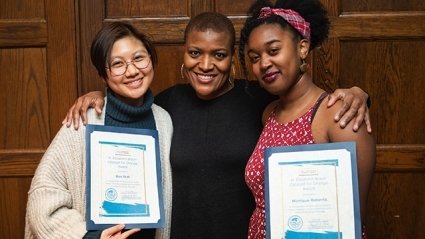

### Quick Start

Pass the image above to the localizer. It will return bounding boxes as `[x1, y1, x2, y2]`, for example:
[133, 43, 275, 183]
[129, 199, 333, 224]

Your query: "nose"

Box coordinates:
[198, 56, 213, 71]
[259, 55, 272, 70]
[125, 62, 140, 76]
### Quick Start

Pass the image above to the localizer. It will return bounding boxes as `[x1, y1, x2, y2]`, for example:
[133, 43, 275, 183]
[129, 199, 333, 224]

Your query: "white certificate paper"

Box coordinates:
[85, 124, 164, 230]
[265, 142, 361, 239]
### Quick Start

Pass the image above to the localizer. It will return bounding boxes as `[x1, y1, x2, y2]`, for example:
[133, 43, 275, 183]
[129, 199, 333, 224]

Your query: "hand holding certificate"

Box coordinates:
[265, 142, 361, 239]
[86, 125, 164, 230]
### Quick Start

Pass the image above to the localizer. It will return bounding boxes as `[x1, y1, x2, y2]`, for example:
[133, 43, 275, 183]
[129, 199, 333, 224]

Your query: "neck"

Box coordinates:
[277, 73, 322, 111]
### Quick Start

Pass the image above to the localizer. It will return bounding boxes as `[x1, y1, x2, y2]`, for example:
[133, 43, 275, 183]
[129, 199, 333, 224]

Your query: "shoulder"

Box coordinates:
[262, 100, 279, 123]
[155, 84, 192, 108]
[155, 84, 191, 99]
[152, 104, 172, 129]
[313, 96, 371, 142]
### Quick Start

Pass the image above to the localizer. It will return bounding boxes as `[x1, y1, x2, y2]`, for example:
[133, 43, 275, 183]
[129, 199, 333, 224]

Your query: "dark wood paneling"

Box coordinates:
[0, 0, 45, 18]
[341, 0, 425, 12]
[0, 21, 47, 47]
[316, 1, 425, 238]
[339, 40, 425, 144]
[215, 0, 253, 15]
[0, 0, 424, 238]
[376, 145, 425, 172]
[330, 13, 425, 39]
[0, 48, 50, 149]
[0, 150, 43, 176]
[366, 173, 425, 239]
[106, 0, 189, 17]
[0, 0, 77, 238]
[0, 178, 33, 239]
[153, 45, 186, 94]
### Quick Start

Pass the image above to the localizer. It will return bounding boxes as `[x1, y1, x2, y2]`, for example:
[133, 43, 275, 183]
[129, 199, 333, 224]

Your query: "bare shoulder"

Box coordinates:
[262, 100, 279, 124]
[313, 96, 372, 142]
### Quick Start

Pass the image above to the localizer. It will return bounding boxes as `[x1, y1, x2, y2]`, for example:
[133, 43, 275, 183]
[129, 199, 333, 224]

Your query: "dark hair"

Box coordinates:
[238, 0, 330, 77]
[91, 22, 158, 79]
[184, 12, 236, 51]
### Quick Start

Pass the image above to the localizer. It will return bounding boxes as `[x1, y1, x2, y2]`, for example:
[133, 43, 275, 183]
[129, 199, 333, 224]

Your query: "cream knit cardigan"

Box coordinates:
[25, 101, 173, 239]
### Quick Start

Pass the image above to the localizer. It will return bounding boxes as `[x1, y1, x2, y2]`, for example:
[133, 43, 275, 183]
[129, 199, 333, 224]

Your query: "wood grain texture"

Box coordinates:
[0, 177, 33, 239]
[0, 150, 43, 176]
[0, 0, 424, 238]
[341, 0, 425, 12]
[0, 48, 50, 149]
[0, 20, 47, 47]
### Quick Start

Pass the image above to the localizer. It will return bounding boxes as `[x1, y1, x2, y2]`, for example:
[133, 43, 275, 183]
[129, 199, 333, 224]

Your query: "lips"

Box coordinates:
[262, 71, 280, 83]
[195, 73, 216, 83]
[125, 78, 143, 88]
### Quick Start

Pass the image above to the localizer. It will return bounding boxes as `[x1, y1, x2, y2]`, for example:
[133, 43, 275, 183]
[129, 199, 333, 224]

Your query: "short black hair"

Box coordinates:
[239, 0, 330, 77]
[184, 12, 236, 51]
[91, 22, 158, 79]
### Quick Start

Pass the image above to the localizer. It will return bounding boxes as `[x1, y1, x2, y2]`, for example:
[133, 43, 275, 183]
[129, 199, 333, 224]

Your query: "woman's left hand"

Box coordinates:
[327, 86, 371, 133]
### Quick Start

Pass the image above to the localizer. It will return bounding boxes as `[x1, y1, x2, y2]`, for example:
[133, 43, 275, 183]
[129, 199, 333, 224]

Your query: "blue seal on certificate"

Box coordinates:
[288, 215, 303, 231]
[105, 188, 118, 201]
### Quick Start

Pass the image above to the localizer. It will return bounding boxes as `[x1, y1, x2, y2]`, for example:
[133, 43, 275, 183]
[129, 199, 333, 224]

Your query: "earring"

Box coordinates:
[180, 64, 185, 80]
[299, 59, 308, 73]
[229, 64, 236, 87]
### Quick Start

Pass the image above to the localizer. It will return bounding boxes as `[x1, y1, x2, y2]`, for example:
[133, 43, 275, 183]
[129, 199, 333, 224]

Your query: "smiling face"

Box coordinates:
[105, 36, 154, 106]
[183, 29, 233, 100]
[246, 23, 309, 96]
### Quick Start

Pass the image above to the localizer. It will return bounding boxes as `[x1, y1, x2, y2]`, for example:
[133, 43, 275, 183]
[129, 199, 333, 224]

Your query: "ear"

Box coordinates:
[299, 39, 310, 60]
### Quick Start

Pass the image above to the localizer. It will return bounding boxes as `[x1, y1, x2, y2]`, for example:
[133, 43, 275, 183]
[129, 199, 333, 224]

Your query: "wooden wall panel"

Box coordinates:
[0, 0, 45, 18]
[339, 40, 425, 144]
[341, 0, 425, 12]
[0, 0, 77, 238]
[215, 0, 253, 15]
[153, 45, 186, 94]
[106, 0, 188, 17]
[0, 178, 33, 239]
[0, 0, 423, 238]
[367, 173, 425, 239]
[0, 48, 50, 149]
[316, 0, 425, 238]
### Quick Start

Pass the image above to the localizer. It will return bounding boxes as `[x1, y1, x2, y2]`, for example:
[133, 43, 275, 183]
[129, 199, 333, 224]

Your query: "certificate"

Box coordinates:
[265, 142, 361, 239]
[85, 124, 164, 230]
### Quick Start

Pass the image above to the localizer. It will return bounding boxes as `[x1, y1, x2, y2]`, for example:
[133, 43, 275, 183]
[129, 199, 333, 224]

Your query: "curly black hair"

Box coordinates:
[238, 0, 330, 78]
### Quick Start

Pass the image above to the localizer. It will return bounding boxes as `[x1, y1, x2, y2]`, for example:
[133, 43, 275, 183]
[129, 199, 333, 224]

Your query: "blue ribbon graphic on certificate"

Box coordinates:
[86, 125, 164, 230]
[265, 142, 361, 239]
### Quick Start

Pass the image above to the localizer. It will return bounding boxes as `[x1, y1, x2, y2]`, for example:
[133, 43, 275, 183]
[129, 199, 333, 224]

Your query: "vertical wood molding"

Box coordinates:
[46, 0, 78, 135]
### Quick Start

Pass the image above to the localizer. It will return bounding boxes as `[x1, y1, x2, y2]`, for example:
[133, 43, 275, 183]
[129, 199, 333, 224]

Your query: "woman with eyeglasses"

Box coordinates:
[25, 22, 172, 239]
[62, 12, 371, 239]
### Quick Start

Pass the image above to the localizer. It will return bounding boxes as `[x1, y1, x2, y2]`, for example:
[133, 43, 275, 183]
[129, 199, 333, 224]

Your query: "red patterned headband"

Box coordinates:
[258, 7, 311, 41]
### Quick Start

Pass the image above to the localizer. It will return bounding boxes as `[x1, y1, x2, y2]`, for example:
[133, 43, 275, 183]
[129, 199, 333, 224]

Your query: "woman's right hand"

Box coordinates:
[100, 224, 140, 239]
[62, 91, 105, 129]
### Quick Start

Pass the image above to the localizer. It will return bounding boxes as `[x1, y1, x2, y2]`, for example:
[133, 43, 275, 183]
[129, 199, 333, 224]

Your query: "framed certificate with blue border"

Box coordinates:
[265, 142, 361, 239]
[85, 124, 164, 230]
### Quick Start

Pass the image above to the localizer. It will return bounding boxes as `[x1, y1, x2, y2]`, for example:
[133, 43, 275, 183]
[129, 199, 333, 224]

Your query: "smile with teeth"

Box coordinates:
[196, 73, 216, 83]
[126, 78, 143, 87]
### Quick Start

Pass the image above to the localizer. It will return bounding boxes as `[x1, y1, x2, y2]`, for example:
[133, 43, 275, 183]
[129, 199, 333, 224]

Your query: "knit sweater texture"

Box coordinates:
[25, 97, 173, 239]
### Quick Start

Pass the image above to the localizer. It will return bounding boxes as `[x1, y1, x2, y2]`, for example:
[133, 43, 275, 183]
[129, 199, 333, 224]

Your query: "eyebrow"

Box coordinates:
[247, 39, 280, 54]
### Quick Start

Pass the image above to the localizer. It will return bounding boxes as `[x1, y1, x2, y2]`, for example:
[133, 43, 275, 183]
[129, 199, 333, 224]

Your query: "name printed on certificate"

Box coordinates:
[86, 125, 164, 230]
[265, 142, 361, 239]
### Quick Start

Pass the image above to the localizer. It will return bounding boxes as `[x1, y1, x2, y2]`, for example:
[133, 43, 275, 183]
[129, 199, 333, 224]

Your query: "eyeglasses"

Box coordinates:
[107, 55, 151, 76]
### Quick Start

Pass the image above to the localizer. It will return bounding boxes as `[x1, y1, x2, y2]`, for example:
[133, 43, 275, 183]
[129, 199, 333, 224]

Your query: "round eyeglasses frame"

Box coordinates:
[106, 56, 151, 76]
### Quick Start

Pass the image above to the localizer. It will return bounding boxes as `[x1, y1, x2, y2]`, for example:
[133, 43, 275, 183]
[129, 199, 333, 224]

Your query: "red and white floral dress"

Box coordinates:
[245, 94, 325, 239]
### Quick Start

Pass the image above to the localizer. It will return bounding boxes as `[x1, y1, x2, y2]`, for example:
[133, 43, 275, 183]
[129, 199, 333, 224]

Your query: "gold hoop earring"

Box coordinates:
[299, 59, 308, 73]
[180, 64, 185, 80]
[229, 64, 236, 87]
